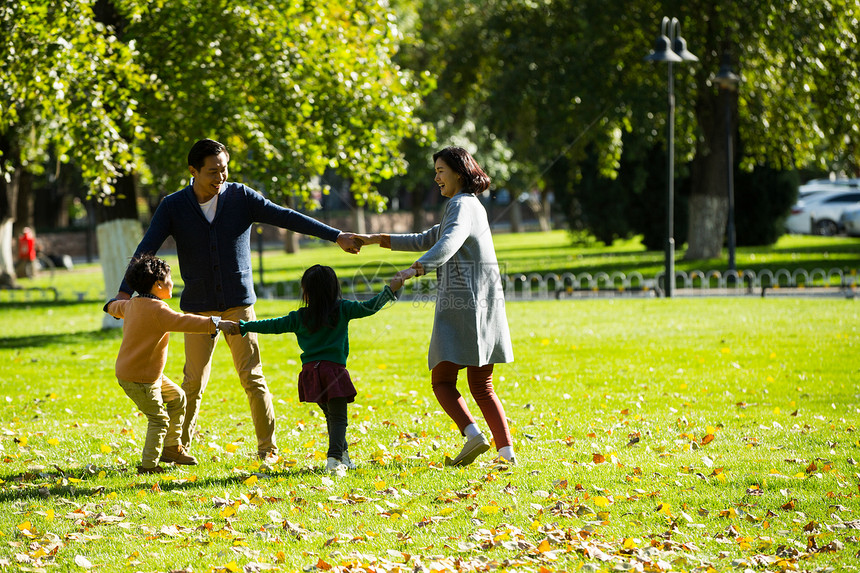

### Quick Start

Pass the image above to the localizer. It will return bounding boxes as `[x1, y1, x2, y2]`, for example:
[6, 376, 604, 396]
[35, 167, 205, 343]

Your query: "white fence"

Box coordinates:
[2, 267, 855, 303]
[255, 267, 858, 300]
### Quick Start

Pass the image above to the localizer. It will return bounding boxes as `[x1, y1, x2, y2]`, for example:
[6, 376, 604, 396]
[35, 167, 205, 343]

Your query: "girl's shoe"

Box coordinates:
[444, 434, 491, 467]
[341, 451, 357, 470]
[325, 457, 348, 474]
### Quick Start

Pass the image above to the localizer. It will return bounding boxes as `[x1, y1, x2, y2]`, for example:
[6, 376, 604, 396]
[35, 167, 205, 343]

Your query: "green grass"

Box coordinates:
[7, 231, 860, 302]
[1, 294, 859, 572]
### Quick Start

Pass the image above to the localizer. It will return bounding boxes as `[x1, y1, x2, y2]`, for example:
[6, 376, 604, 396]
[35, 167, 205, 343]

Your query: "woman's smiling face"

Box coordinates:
[434, 157, 462, 198]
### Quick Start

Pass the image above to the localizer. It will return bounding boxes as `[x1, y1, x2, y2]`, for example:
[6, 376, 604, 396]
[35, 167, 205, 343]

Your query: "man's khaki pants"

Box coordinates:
[180, 305, 277, 456]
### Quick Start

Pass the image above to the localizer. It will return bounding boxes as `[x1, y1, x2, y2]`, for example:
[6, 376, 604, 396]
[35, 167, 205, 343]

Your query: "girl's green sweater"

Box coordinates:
[239, 286, 396, 365]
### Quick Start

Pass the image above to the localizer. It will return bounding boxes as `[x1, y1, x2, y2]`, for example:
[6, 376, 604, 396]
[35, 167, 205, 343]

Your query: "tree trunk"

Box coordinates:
[0, 219, 15, 287]
[0, 136, 21, 286]
[685, 83, 736, 260]
[411, 184, 427, 232]
[95, 173, 141, 328]
[510, 196, 523, 233]
[97, 219, 142, 328]
[284, 229, 300, 254]
[538, 191, 552, 232]
[282, 195, 300, 254]
[14, 170, 34, 237]
[353, 206, 366, 234]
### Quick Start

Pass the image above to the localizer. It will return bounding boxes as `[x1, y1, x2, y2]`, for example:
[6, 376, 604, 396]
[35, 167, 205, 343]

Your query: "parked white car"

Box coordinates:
[840, 204, 860, 236]
[785, 189, 860, 235]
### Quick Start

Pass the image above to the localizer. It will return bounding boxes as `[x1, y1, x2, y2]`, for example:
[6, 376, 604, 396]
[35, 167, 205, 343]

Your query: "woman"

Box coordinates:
[358, 147, 515, 466]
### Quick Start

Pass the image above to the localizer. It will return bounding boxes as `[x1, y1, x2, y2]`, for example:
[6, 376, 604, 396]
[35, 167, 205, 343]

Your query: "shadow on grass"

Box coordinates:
[0, 328, 121, 350]
[0, 460, 402, 502]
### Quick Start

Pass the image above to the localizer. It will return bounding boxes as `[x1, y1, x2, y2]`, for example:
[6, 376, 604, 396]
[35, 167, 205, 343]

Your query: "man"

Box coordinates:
[110, 138, 361, 461]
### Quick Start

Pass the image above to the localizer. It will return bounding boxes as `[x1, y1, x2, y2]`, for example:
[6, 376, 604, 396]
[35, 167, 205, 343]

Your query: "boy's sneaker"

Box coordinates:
[325, 457, 348, 475]
[341, 451, 357, 470]
[137, 465, 166, 475]
[160, 445, 198, 466]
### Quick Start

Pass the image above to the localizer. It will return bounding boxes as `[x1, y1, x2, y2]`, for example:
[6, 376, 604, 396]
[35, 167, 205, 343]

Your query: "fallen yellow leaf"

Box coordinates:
[593, 496, 611, 508]
[219, 506, 236, 518]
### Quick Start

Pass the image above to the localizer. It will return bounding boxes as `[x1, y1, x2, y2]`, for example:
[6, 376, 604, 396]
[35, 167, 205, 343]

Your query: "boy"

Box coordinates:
[105, 254, 238, 474]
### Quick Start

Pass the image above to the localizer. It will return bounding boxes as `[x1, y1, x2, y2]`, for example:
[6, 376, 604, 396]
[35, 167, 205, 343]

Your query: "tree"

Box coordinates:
[683, 0, 860, 258]
[116, 0, 424, 210]
[3, 0, 426, 306]
[396, 0, 860, 258]
[0, 0, 146, 285]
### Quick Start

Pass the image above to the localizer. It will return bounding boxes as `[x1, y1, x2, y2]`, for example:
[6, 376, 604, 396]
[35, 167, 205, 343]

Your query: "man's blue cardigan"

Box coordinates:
[119, 183, 341, 312]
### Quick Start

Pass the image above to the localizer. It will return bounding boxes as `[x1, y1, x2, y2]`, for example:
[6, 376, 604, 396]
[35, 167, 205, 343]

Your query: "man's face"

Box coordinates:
[190, 151, 229, 202]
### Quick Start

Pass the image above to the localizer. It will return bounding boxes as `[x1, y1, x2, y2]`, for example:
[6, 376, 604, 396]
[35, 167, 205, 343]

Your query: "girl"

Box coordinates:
[105, 254, 238, 474]
[234, 265, 411, 473]
[356, 147, 516, 466]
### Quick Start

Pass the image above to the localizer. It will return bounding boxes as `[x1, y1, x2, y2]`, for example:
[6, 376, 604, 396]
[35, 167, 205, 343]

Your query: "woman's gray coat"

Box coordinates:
[390, 192, 514, 370]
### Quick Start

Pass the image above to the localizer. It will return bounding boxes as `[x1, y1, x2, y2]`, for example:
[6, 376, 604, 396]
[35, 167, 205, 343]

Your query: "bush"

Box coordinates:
[734, 166, 798, 246]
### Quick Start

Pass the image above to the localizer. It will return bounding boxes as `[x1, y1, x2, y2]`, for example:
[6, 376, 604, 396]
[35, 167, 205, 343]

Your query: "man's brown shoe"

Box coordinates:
[160, 444, 198, 465]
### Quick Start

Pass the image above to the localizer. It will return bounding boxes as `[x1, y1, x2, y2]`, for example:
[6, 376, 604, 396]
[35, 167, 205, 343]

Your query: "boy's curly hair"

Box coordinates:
[125, 254, 170, 295]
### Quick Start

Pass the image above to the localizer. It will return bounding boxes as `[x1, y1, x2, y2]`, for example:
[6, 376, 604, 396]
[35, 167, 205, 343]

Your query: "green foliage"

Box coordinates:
[120, 0, 429, 210]
[391, 0, 860, 251]
[566, 140, 691, 251]
[734, 166, 800, 246]
[0, 0, 147, 196]
[2, 0, 428, 210]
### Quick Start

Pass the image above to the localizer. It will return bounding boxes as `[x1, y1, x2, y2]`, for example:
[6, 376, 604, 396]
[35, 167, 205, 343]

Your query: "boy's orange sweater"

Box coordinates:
[107, 297, 216, 384]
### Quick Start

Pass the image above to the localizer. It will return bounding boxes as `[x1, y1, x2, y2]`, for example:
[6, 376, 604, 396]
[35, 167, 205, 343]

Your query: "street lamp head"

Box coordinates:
[672, 35, 699, 62]
[714, 52, 740, 91]
[645, 34, 683, 62]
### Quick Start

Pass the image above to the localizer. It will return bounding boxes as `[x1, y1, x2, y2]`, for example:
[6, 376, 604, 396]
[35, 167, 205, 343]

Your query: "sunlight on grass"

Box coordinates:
[1, 297, 858, 571]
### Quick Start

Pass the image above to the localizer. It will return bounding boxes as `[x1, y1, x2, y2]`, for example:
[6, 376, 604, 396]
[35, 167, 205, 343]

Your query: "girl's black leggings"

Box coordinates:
[318, 397, 349, 459]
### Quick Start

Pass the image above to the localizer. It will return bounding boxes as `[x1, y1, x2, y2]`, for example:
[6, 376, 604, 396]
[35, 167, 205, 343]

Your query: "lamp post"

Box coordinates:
[714, 52, 740, 273]
[644, 17, 698, 297]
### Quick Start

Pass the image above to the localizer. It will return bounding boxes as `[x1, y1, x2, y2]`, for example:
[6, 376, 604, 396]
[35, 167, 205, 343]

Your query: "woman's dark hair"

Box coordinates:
[187, 138, 229, 170]
[432, 147, 491, 194]
[125, 254, 170, 295]
[300, 264, 342, 332]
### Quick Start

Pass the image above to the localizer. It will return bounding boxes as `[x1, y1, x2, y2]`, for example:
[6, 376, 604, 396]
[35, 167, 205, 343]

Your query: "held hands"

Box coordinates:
[217, 320, 241, 335]
[336, 232, 362, 254]
[390, 267, 418, 291]
[353, 234, 382, 247]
